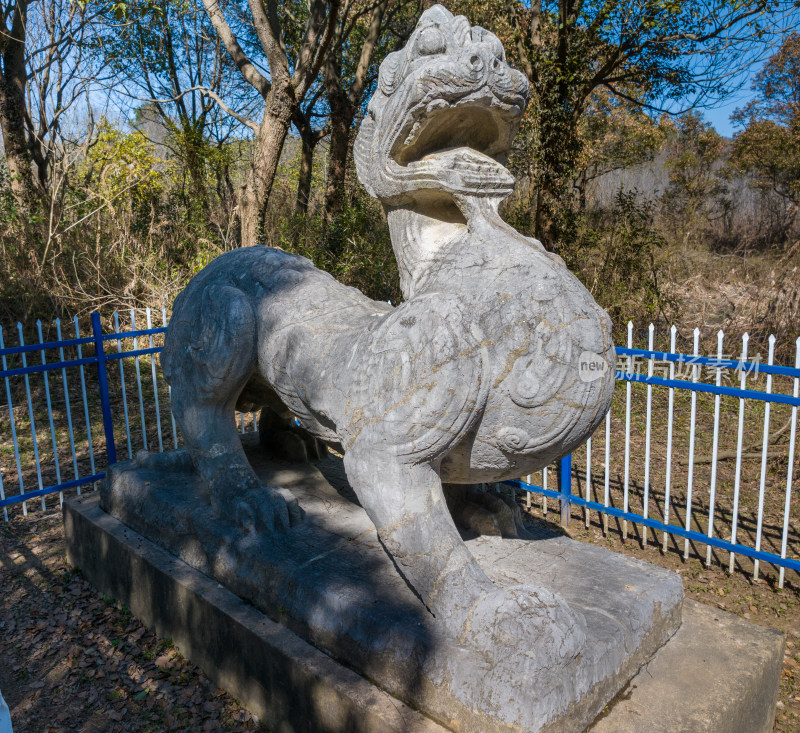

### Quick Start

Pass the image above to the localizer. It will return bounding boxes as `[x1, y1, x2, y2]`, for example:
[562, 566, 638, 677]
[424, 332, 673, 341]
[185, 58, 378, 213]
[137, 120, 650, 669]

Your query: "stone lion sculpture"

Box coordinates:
[161, 4, 615, 652]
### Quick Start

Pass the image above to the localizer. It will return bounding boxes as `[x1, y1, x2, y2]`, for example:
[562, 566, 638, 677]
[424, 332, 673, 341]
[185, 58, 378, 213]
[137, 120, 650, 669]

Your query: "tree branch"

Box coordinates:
[200, 0, 270, 97]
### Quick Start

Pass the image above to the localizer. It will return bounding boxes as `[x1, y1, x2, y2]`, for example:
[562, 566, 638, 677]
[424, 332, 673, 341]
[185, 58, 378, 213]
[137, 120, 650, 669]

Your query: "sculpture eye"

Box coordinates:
[415, 26, 446, 56]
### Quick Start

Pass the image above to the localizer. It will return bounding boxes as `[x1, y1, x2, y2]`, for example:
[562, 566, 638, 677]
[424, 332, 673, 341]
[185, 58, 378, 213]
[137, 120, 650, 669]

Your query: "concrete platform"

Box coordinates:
[64, 493, 445, 733]
[64, 493, 783, 733]
[590, 599, 783, 733]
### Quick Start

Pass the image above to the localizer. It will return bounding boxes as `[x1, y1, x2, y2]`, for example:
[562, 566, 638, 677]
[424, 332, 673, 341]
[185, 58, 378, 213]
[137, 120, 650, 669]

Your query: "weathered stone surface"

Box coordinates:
[157, 3, 617, 675]
[101, 444, 683, 733]
[590, 600, 783, 733]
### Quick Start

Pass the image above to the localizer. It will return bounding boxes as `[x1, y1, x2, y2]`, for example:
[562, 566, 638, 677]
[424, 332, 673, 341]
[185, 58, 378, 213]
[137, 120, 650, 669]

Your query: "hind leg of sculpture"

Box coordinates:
[258, 409, 328, 462]
[344, 444, 586, 659]
[444, 483, 532, 539]
[165, 285, 301, 531]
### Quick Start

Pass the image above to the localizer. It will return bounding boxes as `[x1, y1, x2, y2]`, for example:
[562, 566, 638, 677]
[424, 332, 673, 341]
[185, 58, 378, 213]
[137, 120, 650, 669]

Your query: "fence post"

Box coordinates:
[91, 312, 117, 466]
[559, 453, 572, 526]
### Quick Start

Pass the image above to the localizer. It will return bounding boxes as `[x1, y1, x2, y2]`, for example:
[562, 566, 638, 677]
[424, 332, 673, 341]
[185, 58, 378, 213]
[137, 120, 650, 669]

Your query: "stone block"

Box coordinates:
[590, 599, 783, 733]
[64, 493, 445, 733]
[64, 491, 782, 733]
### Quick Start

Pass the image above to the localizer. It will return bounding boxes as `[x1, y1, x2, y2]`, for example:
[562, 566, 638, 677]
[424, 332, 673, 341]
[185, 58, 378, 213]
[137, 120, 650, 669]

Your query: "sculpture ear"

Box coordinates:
[354, 109, 376, 196]
[451, 15, 471, 46]
[378, 51, 402, 96]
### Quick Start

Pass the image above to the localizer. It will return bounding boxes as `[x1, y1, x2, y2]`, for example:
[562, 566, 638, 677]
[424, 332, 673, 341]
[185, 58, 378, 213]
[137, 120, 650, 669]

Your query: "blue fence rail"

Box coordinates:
[0, 309, 261, 522]
[0, 312, 165, 514]
[1, 315, 799, 587]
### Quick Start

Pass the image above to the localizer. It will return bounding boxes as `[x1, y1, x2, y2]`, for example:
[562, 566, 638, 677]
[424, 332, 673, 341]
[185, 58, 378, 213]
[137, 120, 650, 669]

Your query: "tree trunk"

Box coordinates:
[183, 128, 209, 218]
[296, 130, 316, 215]
[239, 92, 293, 247]
[323, 87, 353, 221]
[0, 0, 37, 209]
[0, 86, 35, 207]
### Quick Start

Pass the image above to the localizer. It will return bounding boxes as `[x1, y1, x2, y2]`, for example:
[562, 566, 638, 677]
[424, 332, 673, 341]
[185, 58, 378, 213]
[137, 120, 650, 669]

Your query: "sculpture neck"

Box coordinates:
[385, 193, 507, 300]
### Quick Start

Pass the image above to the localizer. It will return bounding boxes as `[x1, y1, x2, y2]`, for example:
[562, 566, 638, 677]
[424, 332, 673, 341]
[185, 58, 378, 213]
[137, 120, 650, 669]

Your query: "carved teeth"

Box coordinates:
[404, 120, 423, 146]
[426, 99, 450, 114]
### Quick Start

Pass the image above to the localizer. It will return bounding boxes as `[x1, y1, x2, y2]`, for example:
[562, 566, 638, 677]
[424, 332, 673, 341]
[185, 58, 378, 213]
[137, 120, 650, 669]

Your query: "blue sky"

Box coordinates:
[702, 91, 751, 138]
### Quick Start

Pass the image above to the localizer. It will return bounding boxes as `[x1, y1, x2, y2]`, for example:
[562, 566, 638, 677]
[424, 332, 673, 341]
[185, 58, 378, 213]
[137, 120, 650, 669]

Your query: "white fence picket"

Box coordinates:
[729, 333, 749, 573]
[0, 325, 27, 514]
[113, 311, 134, 459]
[779, 338, 800, 588]
[662, 325, 677, 552]
[56, 319, 81, 493]
[130, 310, 148, 451]
[162, 306, 178, 449]
[542, 466, 548, 515]
[753, 335, 776, 580]
[683, 329, 700, 560]
[623, 321, 633, 540]
[17, 323, 45, 509]
[37, 321, 62, 504]
[642, 324, 654, 547]
[146, 308, 164, 453]
[73, 317, 97, 488]
[705, 330, 724, 566]
[584, 436, 591, 528]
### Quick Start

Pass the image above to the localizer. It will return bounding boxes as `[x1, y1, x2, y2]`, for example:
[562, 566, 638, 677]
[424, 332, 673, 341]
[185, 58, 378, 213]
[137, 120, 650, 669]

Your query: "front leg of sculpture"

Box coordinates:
[344, 444, 586, 658]
[344, 448, 492, 619]
[162, 283, 301, 531]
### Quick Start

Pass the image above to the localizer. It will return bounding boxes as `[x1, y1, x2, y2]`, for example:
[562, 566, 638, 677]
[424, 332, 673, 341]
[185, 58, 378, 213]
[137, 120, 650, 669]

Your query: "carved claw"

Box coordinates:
[215, 484, 304, 533]
[463, 584, 586, 665]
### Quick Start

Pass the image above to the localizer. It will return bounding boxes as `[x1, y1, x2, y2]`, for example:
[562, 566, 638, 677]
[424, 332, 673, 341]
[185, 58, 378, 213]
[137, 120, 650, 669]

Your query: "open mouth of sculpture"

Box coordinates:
[391, 100, 518, 168]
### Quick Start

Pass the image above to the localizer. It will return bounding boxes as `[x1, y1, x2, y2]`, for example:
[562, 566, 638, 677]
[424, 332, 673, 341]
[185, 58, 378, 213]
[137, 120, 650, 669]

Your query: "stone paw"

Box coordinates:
[219, 485, 304, 532]
[462, 584, 586, 667]
[446, 484, 532, 539]
[474, 490, 533, 539]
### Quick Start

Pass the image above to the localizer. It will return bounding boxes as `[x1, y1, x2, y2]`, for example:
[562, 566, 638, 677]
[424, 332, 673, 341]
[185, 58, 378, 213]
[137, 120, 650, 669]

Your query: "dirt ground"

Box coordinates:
[0, 511, 261, 733]
[1, 501, 799, 733]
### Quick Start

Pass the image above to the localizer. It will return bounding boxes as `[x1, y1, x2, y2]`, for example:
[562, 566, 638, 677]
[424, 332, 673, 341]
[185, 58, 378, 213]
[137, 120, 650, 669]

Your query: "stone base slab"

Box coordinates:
[591, 599, 783, 733]
[98, 446, 684, 733]
[64, 494, 446, 733]
[64, 494, 783, 733]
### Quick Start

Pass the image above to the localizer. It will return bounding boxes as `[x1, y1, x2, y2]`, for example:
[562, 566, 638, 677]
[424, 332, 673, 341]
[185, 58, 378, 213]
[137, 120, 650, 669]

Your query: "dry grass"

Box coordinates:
[662, 240, 800, 362]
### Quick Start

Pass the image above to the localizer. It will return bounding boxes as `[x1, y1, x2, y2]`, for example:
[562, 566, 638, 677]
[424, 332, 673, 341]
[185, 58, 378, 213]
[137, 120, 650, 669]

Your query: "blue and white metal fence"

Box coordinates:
[0, 309, 257, 521]
[508, 323, 800, 588]
[1, 313, 799, 587]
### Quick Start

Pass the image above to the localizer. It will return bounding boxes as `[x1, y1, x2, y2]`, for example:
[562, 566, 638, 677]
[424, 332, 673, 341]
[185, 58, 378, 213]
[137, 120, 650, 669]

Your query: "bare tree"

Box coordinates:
[0, 0, 101, 208]
[292, 87, 327, 214]
[461, 0, 799, 247]
[97, 0, 254, 216]
[321, 0, 402, 219]
[200, 0, 340, 246]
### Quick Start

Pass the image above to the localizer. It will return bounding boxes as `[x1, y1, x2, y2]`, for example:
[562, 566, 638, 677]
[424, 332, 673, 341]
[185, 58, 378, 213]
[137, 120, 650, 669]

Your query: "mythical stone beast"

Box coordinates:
[161, 5, 615, 650]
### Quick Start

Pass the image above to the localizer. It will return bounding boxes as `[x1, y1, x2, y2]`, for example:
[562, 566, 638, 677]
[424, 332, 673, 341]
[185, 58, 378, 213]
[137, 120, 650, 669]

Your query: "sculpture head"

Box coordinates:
[354, 5, 529, 205]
